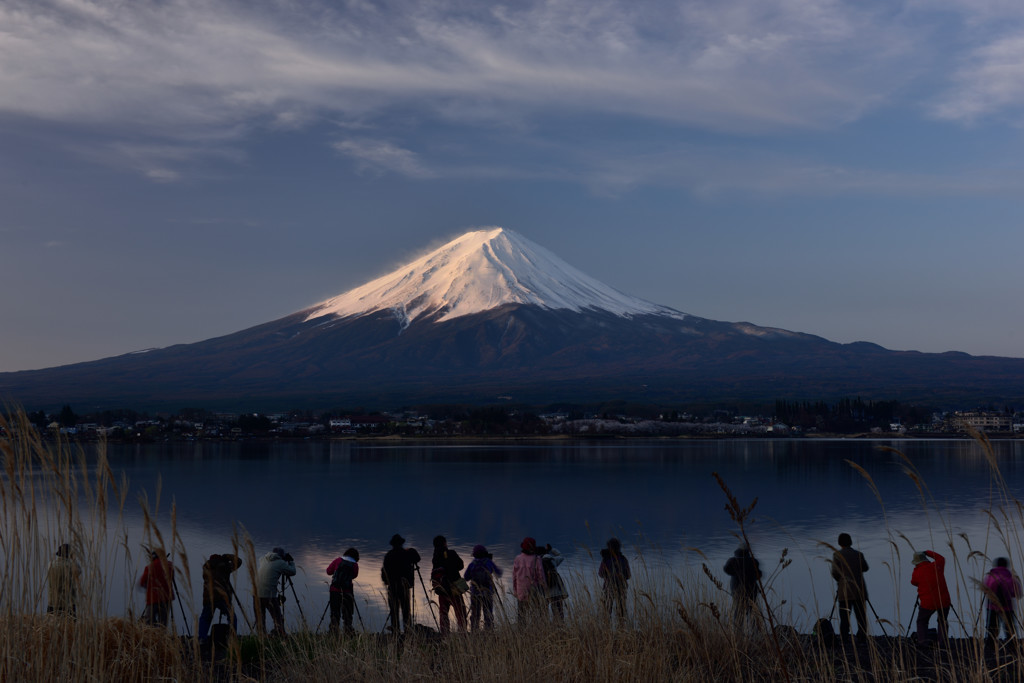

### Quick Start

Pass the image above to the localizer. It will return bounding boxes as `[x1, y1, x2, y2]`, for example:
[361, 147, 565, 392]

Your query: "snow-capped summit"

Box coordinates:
[305, 227, 687, 326]
[5, 224, 1024, 410]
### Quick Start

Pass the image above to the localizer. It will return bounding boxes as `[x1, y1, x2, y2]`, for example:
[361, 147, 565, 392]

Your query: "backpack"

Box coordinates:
[466, 560, 494, 591]
[542, 557, 559, 588]
[331, 560, 355, 591]
[813, 618, 835, 647]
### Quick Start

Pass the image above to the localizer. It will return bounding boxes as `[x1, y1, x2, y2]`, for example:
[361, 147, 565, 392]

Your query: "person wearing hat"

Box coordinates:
[431, 535, 468, 634]
[326, 547, 360, 635]
[46, 543, 81, 616]
[381, 534, 420, 634]
[513, 537, 546, 622]
[255, 546, 296, 636]
[911, 549, 951, 644]
[831, 533, 869, 639]
[464, 544, 503, 630]
[139, 548, 175, 627]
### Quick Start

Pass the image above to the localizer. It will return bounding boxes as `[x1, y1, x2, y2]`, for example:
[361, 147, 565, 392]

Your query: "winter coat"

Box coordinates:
[140, 557, 175, 605]
[432, 548, 465, 595]
[464, 557, 502, 596]
[512, 552, 545, 602]
[256, 551, 297, 599]
[831, 547, 869, 602]
[723, 548, 761, 598]
[911, 550, 951, 610]
[327, 556, 359, 594]
[382, 547, 421, 590]
[46, 556, 81, 613]
[599, 550, 631, 593]
[543, 549, 568, 600]
[984, 566, 1022, 612]
[203, 554, 242, 606]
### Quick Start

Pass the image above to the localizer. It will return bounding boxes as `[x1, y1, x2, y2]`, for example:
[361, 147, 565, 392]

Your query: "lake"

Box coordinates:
[54, 438, 1024, 636]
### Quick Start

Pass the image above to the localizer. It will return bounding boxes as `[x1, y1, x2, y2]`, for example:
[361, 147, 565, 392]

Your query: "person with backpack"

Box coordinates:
[911, 549, 951, 644]
[381, 534, 421, 634]
[831, 532, 869, 639]
[326, 548, 360, 635]
[724, 543, 761, 624]
[197, 552, 242, 643]
[431, 535, 468, 634]
[983, 557, 1021, 641]
[513, 537, 546, 622]
[464, 544, 503, 630]
[542, 544, 568, 622]
[599, 538, 631, 624]
[138, 548, 175, 627]
[255, 547, 296, 637]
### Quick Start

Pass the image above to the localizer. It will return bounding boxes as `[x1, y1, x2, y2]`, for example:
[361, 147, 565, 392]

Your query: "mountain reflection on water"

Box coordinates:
[87, 439, 1024, 636]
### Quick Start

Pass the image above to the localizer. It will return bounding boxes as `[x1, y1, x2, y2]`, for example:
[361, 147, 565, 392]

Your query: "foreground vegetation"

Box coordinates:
[2, 409, 1024, 681]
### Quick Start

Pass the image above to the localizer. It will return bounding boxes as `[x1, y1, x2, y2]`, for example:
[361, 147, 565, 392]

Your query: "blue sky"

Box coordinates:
[3, 0, 1024, 371]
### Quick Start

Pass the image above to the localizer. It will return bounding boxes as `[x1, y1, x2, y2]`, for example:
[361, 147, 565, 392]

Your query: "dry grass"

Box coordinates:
[3, 410, 1024, 681]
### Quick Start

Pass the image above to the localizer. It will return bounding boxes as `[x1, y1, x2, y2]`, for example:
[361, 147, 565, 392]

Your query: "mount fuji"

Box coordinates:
[3, 227, 1024, 410]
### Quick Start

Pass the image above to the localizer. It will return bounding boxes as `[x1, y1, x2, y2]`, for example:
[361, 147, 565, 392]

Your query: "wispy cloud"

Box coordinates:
[4, 0, 1024, 184]
[333, 138, 435, 178]
[932, 32, 1024, 123]
[0, 0, 922, 137]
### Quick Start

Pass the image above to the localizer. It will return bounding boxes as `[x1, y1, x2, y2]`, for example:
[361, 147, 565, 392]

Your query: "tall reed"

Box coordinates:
[3, 409, 1024, 681]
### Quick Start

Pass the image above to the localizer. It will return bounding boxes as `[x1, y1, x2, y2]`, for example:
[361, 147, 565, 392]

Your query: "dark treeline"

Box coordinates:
[773, 398, 940, 433]
[11, 396, 1019, 440]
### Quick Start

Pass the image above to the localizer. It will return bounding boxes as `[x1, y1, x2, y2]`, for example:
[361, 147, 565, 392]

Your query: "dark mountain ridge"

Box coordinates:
[2, 303, 1023, 411]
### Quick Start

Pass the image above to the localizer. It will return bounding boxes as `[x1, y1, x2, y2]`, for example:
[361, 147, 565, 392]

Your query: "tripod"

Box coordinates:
[318, 590, 364, 634]
[170, 574, 192, 638]
[907, 598, 956, 641]
[415, 564, 439, 630]
[280, 574, 307, 629]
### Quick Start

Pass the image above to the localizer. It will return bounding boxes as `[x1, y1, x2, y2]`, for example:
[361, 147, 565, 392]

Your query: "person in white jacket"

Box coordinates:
[254, 547, 296, 636]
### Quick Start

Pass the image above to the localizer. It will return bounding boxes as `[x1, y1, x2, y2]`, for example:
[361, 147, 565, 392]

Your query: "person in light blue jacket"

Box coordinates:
[254, 547, 296, 636]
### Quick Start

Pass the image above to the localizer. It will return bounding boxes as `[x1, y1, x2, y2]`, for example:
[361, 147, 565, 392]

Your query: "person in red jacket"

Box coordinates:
[911, 550, 951, 644]
[139, 549, 175, 627]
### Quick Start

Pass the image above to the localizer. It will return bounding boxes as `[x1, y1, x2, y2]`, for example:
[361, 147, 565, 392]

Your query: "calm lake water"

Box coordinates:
[74, 439, 1024, 636]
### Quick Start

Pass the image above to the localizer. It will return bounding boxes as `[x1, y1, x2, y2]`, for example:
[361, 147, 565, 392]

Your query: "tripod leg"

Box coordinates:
[906, 599, 919, 638]
[354, 595, 365, 630]
[231, 590, 255, 633]
[171, 577, 192, 638]
[287, 576, 307, 628]
[316, 597, 330, 634]
[416, 566, 439, 630]
[867, 599, 888, 637]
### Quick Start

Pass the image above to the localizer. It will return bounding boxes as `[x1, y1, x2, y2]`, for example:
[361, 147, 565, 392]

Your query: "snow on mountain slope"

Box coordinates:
[305, 227, 688, 326]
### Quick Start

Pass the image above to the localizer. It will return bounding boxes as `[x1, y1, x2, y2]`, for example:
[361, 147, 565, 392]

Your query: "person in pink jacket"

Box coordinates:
[984, 557, 1022, 641]
[512, 537, 546, 622]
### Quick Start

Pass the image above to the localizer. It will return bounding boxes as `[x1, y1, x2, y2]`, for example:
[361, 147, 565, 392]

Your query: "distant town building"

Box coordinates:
[948, 411, 1012, 433]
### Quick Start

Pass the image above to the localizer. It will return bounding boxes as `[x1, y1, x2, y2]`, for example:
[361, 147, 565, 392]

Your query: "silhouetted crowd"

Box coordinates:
[43, 531, 1021, 647]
